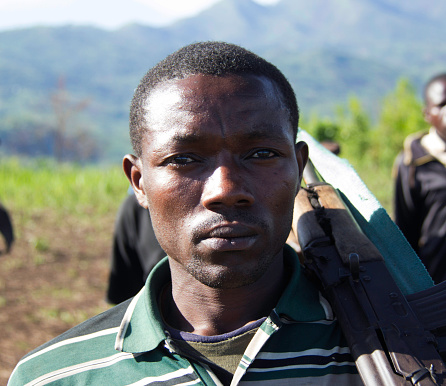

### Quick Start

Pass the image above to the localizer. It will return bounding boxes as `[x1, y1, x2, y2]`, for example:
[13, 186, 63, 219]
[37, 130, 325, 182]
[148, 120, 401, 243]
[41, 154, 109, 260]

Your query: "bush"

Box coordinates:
[303, 77, 428, 213]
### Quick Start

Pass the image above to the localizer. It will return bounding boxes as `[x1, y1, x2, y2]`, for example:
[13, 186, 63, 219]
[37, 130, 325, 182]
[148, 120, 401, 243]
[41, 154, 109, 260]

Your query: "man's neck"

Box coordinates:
[162, 254, 286, 336]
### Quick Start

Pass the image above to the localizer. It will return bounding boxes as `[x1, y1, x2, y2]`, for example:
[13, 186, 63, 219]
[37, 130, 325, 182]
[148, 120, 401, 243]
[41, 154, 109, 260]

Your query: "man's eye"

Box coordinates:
[170, 155, 195, 165]
[251, 150, 277, 159]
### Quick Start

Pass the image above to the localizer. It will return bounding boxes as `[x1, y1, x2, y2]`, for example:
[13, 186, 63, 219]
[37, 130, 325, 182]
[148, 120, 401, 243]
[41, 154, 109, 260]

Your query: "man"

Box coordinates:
[107, 190, 165, 304]
[9, 42, 361, 385]
[394, 73, 446, 284]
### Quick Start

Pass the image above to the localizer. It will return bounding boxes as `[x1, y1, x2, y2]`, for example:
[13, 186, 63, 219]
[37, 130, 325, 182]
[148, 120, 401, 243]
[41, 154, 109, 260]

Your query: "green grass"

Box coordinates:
[0, 158, 129, 223]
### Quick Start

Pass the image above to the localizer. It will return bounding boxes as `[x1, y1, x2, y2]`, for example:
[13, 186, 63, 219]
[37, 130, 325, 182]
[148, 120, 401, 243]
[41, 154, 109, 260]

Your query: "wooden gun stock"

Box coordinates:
[291, 160, 446, 385]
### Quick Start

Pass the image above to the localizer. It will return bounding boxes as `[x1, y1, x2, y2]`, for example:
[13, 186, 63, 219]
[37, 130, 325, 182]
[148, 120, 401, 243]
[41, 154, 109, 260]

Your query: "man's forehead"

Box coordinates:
[143, 81, 183, 118]
[427, 80, 446, 106]
[146, 74, 282, 104]
[176, 73, 278, 96]
[139, 74, 294, 148]
[143, 74, 287, 126]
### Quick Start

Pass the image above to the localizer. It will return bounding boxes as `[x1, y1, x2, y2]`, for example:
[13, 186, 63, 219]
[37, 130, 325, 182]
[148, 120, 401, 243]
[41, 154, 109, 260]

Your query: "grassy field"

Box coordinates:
[0, 158, 129, 383]
[0, 156, 394, 383]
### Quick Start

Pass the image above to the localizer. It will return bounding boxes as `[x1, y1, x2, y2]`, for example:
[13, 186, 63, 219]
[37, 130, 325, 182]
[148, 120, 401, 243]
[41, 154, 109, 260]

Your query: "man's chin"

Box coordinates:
[186, 260, 269, 289]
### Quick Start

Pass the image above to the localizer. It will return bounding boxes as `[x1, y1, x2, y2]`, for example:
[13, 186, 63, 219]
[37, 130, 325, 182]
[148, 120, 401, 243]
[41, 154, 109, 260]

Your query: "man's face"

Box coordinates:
[425, 79, 446, 141]
[126, 73, 307, 289]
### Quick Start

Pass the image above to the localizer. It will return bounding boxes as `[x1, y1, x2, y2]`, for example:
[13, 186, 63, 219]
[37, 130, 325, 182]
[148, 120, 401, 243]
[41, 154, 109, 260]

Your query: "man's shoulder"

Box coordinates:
[9, 299, 132, 385]
[31, 298, 130, 356]
[402, 132, 428, 162]
[401, 131, 437, 167]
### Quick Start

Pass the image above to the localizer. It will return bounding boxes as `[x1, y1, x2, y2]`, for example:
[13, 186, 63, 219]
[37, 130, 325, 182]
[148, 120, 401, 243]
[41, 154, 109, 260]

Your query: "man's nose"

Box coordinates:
[201, 165, 255, 209]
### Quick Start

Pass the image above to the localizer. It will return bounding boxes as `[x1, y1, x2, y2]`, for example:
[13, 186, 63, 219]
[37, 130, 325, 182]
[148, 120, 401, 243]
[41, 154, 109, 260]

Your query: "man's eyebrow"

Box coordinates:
[169, 132, 202, 144]
[242, 128, 291, 141]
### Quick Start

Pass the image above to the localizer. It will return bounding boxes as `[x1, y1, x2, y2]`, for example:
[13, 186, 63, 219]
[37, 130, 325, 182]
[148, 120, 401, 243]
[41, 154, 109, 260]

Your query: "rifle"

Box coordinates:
[291, 159, 446, 385]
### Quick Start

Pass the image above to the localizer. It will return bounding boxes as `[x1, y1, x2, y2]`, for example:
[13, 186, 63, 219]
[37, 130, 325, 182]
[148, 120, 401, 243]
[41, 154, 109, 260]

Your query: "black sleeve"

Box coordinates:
[106, 194, 165, 304]
[394, 155, 421, 253]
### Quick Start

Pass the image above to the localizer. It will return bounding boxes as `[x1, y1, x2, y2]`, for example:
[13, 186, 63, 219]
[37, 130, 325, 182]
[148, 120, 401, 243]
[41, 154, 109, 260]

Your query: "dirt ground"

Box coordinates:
[0, 209, 116, 384]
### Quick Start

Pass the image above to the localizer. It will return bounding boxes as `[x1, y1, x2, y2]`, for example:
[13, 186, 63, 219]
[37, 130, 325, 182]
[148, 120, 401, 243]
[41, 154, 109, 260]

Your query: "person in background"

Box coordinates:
[394, 73, 446, 284]
[106, 190, 165, 304]
[0, 201, 14, 254]
[0, 138, 14, 255]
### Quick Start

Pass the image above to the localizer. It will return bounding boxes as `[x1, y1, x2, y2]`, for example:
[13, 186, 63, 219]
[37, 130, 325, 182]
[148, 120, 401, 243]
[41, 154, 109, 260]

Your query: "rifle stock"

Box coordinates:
[291, 160, 446, 385]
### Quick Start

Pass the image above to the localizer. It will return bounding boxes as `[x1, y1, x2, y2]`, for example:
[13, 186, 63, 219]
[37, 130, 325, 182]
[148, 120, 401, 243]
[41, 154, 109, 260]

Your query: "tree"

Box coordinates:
[371, 78, 427, 168]
[51, 76, 91, 162]
[335, 96, 371, 165]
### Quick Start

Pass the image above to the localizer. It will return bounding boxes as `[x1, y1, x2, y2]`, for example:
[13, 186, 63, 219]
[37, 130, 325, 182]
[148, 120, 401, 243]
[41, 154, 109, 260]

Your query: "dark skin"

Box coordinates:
[124, 73, 308, 336]
[424, 77, 446, 142]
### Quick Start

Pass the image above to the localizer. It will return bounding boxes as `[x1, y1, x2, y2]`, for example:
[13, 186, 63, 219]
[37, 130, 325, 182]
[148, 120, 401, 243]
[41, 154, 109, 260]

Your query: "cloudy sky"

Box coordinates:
[0, 0, 280, 31]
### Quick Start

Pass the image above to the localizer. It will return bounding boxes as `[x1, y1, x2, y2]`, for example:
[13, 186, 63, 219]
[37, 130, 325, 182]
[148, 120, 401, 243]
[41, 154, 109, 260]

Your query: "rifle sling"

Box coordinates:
[407, 281, 446, 355]
[407, 281, 446, 330]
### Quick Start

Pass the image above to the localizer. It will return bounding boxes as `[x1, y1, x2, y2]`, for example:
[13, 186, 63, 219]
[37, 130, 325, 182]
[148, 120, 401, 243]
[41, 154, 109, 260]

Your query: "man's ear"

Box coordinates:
[295, 141, 309, 184]
[123, 154, 148, 209]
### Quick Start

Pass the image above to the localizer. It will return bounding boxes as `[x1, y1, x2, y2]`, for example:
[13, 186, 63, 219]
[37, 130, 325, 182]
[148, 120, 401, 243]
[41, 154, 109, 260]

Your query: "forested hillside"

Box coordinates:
[0, 0, 444, 162]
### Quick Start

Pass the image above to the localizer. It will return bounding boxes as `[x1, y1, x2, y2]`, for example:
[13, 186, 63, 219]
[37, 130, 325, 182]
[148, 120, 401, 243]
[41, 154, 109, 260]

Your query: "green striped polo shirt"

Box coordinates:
[9, 245, 363, 385]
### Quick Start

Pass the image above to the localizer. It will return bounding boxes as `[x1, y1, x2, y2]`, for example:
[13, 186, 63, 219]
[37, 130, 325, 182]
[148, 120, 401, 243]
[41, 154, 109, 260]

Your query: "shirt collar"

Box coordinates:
[115, 256, 170, 353]
[116, 246, 328, 354]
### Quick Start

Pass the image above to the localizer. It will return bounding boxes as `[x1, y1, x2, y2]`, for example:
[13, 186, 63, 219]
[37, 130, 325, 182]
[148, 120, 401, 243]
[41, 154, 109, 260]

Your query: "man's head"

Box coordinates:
[124, 42, 307, 289]
[129, 41, 299, 157]
[424, 73, 446, 141]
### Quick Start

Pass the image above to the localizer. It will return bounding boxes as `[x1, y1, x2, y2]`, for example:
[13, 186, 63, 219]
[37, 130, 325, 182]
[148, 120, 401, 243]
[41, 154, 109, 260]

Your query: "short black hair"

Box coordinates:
[424, 73, 446, 104]
[129, 41, 299, 157]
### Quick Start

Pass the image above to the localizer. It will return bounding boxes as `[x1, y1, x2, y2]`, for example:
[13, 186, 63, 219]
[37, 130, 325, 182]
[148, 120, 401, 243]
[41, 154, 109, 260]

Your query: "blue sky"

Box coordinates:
[0, 0, 280, 31]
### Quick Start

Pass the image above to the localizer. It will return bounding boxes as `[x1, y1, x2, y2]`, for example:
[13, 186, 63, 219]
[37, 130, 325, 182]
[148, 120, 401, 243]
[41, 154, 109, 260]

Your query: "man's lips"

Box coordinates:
[199, 224, 259, 251]
[206, 224, 258, 238]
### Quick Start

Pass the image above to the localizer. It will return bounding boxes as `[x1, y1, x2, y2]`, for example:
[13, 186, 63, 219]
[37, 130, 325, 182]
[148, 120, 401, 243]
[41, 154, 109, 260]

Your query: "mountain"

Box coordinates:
[0, 0, 444, 162]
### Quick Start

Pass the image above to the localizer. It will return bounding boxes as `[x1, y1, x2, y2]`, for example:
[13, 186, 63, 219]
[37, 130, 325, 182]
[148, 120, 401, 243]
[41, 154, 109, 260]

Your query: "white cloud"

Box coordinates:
[133, 0, 220, 18]
[255, 0, 280, 4]
[0, 0, 282, 30]
[131, 0, 280, 18]
[0, 0, 74, 11]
